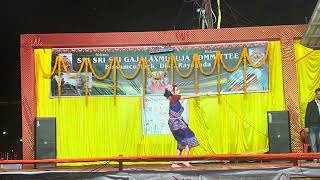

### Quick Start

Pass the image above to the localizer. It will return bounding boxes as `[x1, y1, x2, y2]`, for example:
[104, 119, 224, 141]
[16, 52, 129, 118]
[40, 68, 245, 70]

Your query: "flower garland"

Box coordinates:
[36, 54, 59, 78]
[113, 57, 118, 104]
[220, 50, 245, 72]
[217, 52, 222, 96]
[243, 51, 247, 95]
[174, 57, 195, 78]
[198, 53, 218, 76]
[88, 58, 113, 80]
[117, 58, 142, 80]
[145, 58, 170, 80]
[194, 54, 199, 95]
[217, 52, 221, 103]
[85, 58, 89, 103]
[57, 56, 62, 97]
[38, 43, 271, 102]
[141, 58, 147, 108]
[170, 55, 174, 84]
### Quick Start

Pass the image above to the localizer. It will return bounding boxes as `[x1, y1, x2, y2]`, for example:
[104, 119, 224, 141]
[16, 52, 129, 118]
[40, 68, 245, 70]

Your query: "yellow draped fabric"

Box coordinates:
[295, 42, 320, 127]
[35, 41, 284, 166]
[189, 41, 285, 154]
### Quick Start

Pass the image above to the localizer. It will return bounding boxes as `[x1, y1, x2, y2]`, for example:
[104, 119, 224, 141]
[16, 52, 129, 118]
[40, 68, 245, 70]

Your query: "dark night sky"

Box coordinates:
[1, 0, 318, 155]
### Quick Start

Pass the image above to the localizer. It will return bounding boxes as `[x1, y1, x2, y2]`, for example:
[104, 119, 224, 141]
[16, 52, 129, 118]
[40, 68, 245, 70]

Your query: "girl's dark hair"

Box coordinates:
[164, 89, 173, 99]
[164, 85, 176, 99]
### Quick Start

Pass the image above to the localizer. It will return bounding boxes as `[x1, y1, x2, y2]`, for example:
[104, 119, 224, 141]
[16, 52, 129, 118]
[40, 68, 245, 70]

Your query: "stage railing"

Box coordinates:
[1, 153, 320, 171]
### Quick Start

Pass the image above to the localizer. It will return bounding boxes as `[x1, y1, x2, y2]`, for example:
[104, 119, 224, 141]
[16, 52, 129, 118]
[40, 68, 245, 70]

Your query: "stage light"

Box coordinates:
[2, 131, 7, 135]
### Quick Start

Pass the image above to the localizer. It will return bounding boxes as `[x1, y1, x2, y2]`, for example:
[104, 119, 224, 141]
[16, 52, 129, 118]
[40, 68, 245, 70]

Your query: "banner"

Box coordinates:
[51, 41, 269, 97]
[142, 97, 189, 135]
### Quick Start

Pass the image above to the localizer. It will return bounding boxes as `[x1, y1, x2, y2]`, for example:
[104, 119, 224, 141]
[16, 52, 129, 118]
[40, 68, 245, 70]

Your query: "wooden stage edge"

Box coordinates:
[1, 153, 320, 171]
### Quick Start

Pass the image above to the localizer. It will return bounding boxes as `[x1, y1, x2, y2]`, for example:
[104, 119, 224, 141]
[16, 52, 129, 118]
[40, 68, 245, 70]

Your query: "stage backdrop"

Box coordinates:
[35, 41, 284, 166]
[295, 42, 320, 127]
[50, 42, 269, 97]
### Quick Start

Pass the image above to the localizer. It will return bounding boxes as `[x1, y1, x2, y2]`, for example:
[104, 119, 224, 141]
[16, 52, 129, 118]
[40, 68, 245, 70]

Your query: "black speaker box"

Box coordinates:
[35, 117, 56, 168]
[267, 111, 291, 153]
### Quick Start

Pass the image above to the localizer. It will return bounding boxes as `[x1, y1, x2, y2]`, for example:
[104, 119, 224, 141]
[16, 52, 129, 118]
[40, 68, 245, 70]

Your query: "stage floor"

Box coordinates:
[2, 161, 320, 172]
[1, 161, 320, 179]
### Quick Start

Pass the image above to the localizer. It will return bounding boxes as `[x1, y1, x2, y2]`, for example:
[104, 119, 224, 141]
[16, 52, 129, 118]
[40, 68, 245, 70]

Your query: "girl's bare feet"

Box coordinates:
[182, 162, 192, 167]
[171, 163, 181, 168]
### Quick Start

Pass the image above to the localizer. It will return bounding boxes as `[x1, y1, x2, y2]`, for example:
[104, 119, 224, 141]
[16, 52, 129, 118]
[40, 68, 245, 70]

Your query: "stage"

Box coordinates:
[16, 24, 320, 180]
[1, 161, 320, 179]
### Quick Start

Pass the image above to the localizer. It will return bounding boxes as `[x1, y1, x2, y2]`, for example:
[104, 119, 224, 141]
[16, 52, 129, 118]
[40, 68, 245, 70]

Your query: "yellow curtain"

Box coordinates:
[295, 42, 320, 127]
[35, 41, 284, 165]
[35, 50, 143, 165]
[189, 41, 285, 154]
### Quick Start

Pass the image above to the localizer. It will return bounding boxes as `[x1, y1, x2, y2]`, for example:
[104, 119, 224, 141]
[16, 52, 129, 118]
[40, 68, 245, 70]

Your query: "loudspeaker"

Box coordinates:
[267, 111, 291, 153]
[35, 117, 56, 168]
